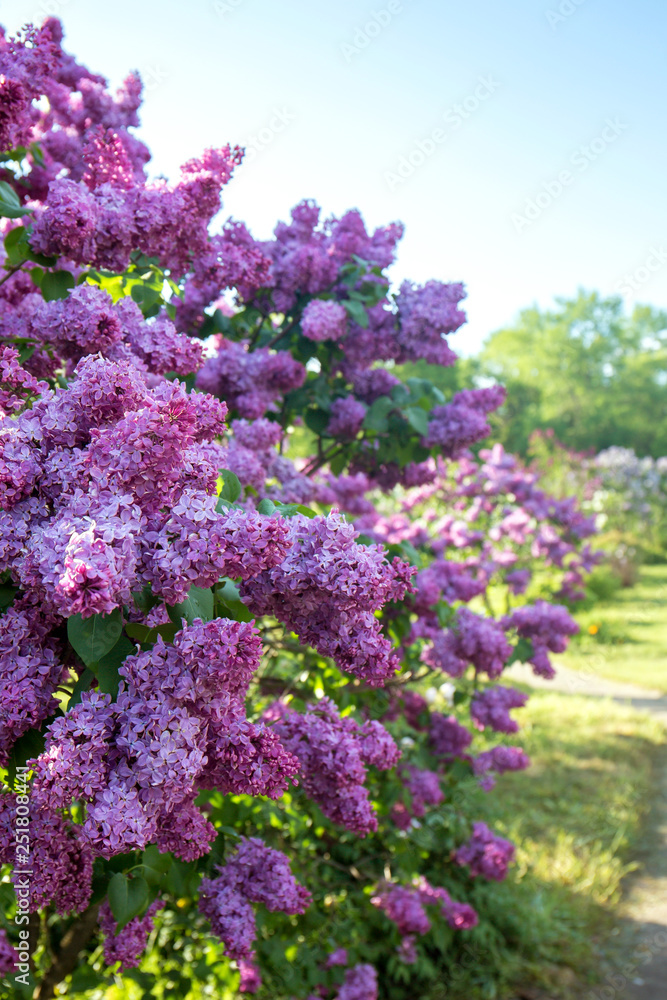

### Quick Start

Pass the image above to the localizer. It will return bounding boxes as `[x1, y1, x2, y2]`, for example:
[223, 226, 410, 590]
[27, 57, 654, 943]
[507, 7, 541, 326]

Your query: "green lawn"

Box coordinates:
[466, 690, 665, 998]
[558, 564, 667, 692]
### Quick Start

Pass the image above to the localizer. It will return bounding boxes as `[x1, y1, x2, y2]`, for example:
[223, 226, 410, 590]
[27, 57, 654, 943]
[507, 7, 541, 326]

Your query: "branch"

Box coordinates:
[0, 262, 26, 287]
[33, 903, 100, 1000]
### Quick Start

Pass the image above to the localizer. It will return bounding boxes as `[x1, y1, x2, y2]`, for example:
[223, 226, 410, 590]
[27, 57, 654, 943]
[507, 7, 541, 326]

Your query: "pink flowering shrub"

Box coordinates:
[0, 19, 598, 1000]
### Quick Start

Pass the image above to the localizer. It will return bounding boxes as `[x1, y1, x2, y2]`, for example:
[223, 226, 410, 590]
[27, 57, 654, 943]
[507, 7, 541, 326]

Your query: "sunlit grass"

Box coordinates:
[558, 564, 667, 692]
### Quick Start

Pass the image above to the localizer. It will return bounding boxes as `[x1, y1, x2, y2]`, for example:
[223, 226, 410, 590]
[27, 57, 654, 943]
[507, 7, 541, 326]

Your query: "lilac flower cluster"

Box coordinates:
[391, 766, 444, 829]
[99, 899, 165, 969]
[242, 512, 414, 685]
[198, 837, 311, 962]
[0, 346, 47, 414]
[266, 697, 399, 835]
[0, 793, 93, 914]
[336, 963, 378, 1000]
[196, 338, 305, 419]
[503, 601, 579, 678]
[425, 608, 512, 680]
[423, 387, 506, 457]
[454, 821, 515, 881]
[395, 279, 466, 366]
[473, 745, 531, 790]
[371, 879, 478, 964]
[31, 619, 299, 861]
[470, 686, 528, 733]
[301, 298, 348, 342]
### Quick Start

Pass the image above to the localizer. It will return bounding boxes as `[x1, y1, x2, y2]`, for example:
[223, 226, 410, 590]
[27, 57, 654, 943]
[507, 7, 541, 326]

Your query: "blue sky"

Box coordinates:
[2, 0, 665, 353]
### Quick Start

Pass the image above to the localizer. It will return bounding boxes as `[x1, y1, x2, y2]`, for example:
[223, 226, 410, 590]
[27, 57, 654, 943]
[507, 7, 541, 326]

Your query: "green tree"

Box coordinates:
[479, 291, 667, 457]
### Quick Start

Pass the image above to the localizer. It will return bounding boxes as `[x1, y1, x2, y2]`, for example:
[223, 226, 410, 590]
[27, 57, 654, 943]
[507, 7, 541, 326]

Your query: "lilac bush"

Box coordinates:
[0, 19, 598, 1000]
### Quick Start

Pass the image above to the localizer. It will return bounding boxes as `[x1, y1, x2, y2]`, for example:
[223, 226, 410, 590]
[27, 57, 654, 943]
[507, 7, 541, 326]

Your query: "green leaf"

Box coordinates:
[257, 498, 277, 516]
[506, 637, 535, 665]
[125, 622, 179, 646]
[3, 226, 29, 266]
[5, 728, 46, 789]
[167, 585, 214, 626]
[404, 406, 430, 436]
[304, 407, 331, 435]
[343, 299, 369, 328]
[95, 636, 136, 699]
[330, 451, 347, 475]
[40, 269, 75, 302]
[0, 585, 16, 610]
[108, 873, 150, 932]
[274, 502, 317, 519]
[219, 468, 242, 503]
[0, 181, 26, 219]
[68, 609, 123, 667]
[214, 579, 253, 623]
[68, 668, 95, 710]
[363, 396, 394, 433]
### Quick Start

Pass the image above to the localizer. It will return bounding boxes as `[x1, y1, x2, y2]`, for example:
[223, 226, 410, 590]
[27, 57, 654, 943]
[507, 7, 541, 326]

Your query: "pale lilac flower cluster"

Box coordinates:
[372, 879, 478, 964]
[238, 959, 262, 993]
[423, 387, 506, 456]
[99, 899, 164, 969]
[0, 928, 18, 974]
[395, 279, 466, 366]
[266, 697, 399, 835]
[455, 822, 515, 881]
[196, 338, 306, 419]
[503, 601, 578, 678]
[198, 837, 311, 961]
[242, 512, 414, 685]
[429, 713, 472, 759]
[473, 745, 531, 790]
[0, 600, 64, 762]
[301, 299, 348, 342]
[0, 793, 93, 914]
[0, 345, 47, 414]
[430, 608, 512, 680]
[176, 223, 271, 329]
[326, 397, 366, 439]
[336, 963, 378, 1000]
[31, 619, 298, 861]
[470, 686, 528, 733]
[390, 766, 444, 830]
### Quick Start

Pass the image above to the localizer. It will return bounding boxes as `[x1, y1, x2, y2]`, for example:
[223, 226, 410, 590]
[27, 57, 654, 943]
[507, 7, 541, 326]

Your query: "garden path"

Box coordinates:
[507, 663, 667, 1000]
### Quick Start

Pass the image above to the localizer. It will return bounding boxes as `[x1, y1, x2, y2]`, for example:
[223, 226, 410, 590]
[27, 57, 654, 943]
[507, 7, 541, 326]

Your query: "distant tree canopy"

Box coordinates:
[409, 290, 667, 459]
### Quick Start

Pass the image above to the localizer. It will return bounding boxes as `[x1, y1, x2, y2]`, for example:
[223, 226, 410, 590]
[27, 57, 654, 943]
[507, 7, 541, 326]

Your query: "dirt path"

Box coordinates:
[506, 663, 667, 1000]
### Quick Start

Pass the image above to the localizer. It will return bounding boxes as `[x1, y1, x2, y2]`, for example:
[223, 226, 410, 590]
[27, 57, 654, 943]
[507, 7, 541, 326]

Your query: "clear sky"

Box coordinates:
[2, 0, 665, 354]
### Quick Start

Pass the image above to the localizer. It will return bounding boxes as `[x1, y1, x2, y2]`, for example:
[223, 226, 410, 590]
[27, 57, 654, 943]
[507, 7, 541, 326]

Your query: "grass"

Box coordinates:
[462, 689, 665, 998]
[558, 564, 667, 692]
